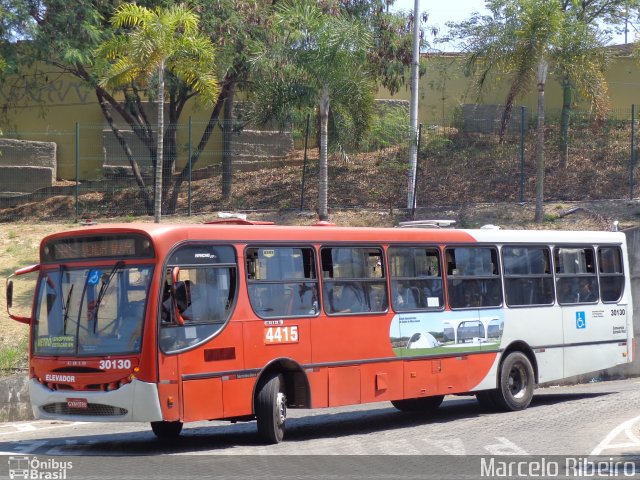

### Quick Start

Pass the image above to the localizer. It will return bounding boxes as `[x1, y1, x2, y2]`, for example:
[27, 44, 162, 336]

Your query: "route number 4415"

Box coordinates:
[264, 325, 299, 345]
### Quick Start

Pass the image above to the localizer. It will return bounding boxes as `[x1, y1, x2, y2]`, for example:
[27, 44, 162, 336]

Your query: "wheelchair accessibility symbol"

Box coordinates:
[87, 269, 101, 286]
[576, 312, 586, 329]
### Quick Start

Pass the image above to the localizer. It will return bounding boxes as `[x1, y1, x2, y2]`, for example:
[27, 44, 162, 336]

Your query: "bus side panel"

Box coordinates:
[436, 357, 467, 393]
[222, 377, 255, 418]
[360, 362, 403, 403]
[328, 366, 361, 407]
[157, 353, 180, 422]
[308, 369, 329, 409]
[563, 304, 631, 378]
[565, 343, 630, 378]
[157, 382, 181, 421]
[311, 316, 394, 364]
[446, 352, 500, 393]
[172, 322, 245, 422]
[182, 377, 223, 422]
[403, 359, 440, 399]
[533, 348, 564, 384]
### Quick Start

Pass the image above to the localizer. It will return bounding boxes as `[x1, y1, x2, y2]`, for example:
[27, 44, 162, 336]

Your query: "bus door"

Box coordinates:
[158, 244, 238, 423]
[559, 246, 628, 377]
[556, 246, 600, 377]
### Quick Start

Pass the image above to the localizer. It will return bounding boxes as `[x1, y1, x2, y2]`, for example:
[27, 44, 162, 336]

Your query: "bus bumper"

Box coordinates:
[28, 379, 163, 423]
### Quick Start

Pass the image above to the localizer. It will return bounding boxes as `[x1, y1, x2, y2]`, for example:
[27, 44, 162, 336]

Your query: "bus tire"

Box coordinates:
[391, 395, 444, 412]
[476, 390, 498, 410]
[151, 420, 183, 439]
[491, 351, 534, 411]
[256, 373, 286, 444]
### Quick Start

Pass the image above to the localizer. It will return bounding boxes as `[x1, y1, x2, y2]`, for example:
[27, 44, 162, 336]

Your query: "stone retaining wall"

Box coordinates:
[0, 138, 57, 181]
[0, 374, 33, 422]
[0, 166, 55, 194]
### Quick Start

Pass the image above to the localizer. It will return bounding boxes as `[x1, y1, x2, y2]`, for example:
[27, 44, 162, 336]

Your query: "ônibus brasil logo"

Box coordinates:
[8, 456, 73, 479]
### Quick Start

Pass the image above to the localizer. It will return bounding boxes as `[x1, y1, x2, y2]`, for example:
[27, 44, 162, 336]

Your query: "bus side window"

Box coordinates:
[160, 244, 237, 353]
[322, 246, 388, 315]
[446, 247, 502, 309]
[503, 246, 554, 307]
[246, 247, 319, 318]
[598, 246, 624, 303]
[389, 247, 443, 312]
[555, 247, 598, 305]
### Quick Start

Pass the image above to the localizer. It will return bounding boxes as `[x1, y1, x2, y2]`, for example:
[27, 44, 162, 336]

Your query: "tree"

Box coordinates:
[251, 0, 375, 220]
[450, 0, 615, 146]
[174, 0, 420, 209]
[97, 3, 218, 223]
[556, 0, 640, 167]
[450, 0, 564, 222]
[448, 0, 636, 221]
[0, 0, 268, 215]
[1, 0, 419, 216]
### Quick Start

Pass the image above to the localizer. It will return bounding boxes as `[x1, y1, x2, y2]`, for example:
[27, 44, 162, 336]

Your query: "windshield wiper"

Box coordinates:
[58, 265, 74, 335]
[62, 284, 74, 334]
[92, 261, 124, 333]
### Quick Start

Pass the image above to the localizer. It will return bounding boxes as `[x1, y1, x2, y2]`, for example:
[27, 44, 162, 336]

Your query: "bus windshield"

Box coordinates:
[33, 264, 153, 356]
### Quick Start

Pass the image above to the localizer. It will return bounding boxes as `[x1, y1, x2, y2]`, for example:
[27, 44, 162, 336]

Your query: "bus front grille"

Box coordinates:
[41, 403, 128, 416]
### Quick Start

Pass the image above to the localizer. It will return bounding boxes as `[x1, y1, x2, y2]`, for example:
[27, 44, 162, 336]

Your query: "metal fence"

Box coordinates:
[0, 104, 638, 222]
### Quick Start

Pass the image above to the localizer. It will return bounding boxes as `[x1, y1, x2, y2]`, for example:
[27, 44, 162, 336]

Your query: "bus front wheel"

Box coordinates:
[391, 395, 444, 412]
[151, 420, 183, 439]
[491, 351, 534, 411]
[255, 373, 287, 444]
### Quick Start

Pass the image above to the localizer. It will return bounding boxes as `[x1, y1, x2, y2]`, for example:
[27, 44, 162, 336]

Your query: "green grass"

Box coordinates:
[0, 334, 28, 376]
[394, 344, 500, 357]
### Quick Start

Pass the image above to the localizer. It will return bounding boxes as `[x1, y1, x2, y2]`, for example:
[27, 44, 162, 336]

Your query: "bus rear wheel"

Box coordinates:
[491, 351, 534, 411]
[255, 373, 287, 444]
[391, 395, 444, 413]
[151, 420, 183, 439]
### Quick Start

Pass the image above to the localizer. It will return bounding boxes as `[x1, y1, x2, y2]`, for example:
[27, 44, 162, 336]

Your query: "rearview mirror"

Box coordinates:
[6, 274, 33, 325]
[6, 279, 13, 309]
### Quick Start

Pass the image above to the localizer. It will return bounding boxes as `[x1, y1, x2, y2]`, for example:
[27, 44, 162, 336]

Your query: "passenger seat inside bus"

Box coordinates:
[329, 283, 366, 313]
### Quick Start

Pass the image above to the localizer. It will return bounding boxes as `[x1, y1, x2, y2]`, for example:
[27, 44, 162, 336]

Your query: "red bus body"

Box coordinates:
[11, 222, 633, 442]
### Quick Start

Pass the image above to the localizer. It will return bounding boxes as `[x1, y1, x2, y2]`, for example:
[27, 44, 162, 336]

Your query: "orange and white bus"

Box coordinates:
[6, 221, 633, 443]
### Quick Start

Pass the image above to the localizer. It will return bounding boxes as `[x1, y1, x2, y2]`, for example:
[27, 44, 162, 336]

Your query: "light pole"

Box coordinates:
[407, 0, 421, 210]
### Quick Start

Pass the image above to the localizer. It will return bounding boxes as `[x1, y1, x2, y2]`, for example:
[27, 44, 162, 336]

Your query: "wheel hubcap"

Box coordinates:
[276, 392, 287, 426]
[508, 364, 527, 399]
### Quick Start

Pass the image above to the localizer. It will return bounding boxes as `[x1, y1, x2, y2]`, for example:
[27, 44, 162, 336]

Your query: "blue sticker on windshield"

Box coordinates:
[87, 270, 101, 286]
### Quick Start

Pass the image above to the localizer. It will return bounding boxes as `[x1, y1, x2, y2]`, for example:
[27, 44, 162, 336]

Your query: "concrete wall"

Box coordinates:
[0, 374, 33, 422]
[376, 51, 640, 124]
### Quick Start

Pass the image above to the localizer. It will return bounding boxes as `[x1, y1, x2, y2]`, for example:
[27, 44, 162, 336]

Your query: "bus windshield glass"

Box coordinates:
[33, 265, 153, 356]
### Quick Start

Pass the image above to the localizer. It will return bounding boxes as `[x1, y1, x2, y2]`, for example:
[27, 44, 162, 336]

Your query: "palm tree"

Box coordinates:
[556, 14, 609, 168]
[97, 3, 219, 223]
[453, 0, 613, 222]
[252, 0, 375, 220]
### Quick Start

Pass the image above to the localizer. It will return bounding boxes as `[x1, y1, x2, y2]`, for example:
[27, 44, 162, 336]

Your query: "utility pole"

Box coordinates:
[407, 0, 421, 210]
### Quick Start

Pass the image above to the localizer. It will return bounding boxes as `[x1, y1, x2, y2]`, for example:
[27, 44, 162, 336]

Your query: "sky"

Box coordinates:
[390, 0, 630, 51]
[389, 0, 488, 51]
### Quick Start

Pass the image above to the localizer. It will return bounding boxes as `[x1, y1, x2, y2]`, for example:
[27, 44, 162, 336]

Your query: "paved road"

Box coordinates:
[1, 379, 640, 478]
